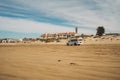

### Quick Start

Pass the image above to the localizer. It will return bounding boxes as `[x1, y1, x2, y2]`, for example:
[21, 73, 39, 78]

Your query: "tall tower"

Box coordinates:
[75, 27, 78, 33]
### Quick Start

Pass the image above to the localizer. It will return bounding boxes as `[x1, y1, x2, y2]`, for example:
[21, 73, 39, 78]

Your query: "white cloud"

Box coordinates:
[13, 0, 120, 33]
[1, 0, 120, 34]
[0, 17, 70, 33]
[0, 17, 95, 34]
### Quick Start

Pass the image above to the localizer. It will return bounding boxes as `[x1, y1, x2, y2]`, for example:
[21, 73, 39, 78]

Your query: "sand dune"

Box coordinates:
[84, 35, 120, 44]
[0, 44, 120, 80]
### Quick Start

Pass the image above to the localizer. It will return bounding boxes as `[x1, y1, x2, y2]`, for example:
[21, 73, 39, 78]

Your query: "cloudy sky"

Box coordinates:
[0, 0, 120, 38]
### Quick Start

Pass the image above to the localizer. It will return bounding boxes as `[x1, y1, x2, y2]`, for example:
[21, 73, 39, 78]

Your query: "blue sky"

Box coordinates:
[0, 0, 120, 38]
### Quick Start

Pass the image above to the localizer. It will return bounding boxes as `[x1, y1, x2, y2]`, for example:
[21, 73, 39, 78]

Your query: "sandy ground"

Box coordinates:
[84, 35, 120, 44]
[0, 43, 120, 80]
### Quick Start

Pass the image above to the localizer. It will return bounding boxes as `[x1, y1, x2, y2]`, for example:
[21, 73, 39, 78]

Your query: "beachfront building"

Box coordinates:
[40, 32, 76, 39]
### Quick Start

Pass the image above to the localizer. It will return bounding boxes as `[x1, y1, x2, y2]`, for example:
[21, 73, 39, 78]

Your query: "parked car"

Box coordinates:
[66, 37, 83, 46]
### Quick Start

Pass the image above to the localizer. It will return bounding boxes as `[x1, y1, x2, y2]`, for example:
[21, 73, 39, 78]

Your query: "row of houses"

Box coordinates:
[0, 31, 80, 43]
[40, 32, 76, 39]
[0, 38, 36, 43]
[0, 38, 23, 43]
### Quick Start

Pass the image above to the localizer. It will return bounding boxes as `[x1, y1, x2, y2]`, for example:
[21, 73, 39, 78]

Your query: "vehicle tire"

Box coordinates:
[74, 43, 77, 46]
[77, 44, 80, 46]
[67, 43, 69, 46]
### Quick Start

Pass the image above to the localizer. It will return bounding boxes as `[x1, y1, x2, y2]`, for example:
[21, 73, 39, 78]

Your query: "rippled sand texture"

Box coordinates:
[0, 44, 120, 80]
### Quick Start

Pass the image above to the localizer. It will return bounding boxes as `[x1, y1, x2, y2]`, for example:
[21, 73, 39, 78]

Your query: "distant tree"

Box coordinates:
[96, 26, 105, 36]
[81, 34, 84, 38]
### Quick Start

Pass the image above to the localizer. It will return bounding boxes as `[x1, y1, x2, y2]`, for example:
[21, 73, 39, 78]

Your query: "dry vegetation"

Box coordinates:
[0, 44, 120, 80]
